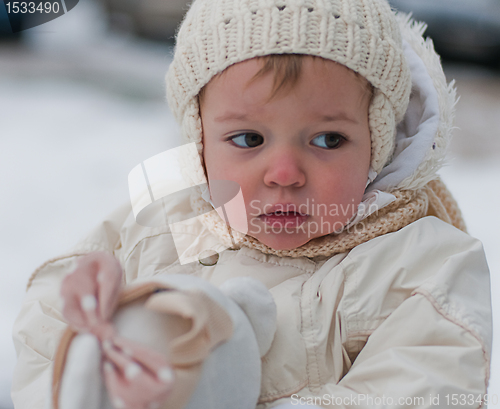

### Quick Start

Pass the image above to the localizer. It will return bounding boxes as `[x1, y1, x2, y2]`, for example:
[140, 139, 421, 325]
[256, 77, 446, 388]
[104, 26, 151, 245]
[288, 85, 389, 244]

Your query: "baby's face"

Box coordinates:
[200, 56, 372, 250]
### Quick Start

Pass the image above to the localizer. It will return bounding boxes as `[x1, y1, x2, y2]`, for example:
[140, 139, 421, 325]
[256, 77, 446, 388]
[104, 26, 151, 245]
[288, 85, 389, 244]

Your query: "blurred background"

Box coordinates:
[1, 0, 499, 407]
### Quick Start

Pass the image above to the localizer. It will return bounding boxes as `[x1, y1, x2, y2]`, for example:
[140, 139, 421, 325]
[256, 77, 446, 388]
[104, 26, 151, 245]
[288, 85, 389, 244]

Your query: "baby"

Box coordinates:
[12, 0, 493, 408]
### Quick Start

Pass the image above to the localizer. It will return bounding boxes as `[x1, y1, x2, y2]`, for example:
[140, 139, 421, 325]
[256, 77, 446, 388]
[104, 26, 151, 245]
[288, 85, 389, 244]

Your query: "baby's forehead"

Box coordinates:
[199, 55, 373, 104]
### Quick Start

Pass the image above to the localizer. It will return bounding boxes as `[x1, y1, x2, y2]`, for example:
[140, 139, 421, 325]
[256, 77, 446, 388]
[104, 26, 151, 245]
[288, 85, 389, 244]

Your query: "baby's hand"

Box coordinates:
[56, 252, 174, 409]
[51, 252, 277, 409]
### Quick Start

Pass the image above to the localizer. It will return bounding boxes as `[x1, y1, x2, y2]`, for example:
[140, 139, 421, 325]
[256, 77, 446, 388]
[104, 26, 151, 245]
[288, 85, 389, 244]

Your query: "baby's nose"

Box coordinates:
[263, 149, 306, 188]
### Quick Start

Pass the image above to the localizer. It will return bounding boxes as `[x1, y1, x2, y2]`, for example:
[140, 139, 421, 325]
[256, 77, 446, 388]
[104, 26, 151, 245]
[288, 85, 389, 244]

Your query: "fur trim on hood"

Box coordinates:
[368, 13, 459, 193]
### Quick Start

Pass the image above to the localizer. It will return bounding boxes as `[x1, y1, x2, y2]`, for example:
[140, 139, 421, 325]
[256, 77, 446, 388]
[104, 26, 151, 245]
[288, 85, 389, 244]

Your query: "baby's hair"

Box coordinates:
[250, 54, 303, 101]
[198, 54, 373, 103]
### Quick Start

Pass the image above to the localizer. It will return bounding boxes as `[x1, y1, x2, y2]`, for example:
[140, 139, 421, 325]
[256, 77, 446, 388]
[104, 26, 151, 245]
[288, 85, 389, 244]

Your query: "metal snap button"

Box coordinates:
[198, 250, 219, 266]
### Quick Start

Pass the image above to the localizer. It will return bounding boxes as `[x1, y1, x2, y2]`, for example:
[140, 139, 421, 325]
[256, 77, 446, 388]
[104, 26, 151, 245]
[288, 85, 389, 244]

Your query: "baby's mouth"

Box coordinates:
[259, 211, 309, 228]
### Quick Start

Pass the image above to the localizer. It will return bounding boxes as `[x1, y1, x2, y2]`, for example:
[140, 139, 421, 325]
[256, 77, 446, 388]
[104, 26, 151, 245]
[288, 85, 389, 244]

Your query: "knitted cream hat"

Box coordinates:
[166, 0, 412, 178]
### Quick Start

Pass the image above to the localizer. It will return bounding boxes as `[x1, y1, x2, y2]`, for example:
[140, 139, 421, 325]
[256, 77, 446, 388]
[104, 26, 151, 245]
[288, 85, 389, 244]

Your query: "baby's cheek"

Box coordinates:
[318, 183, 366, 227]
[213, 186, 248, 234]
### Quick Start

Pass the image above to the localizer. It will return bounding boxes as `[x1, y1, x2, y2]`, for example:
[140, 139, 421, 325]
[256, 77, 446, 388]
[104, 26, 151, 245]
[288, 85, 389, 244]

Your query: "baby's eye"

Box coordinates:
[311, 133, 345, 149]
[230, 133, 264, 148]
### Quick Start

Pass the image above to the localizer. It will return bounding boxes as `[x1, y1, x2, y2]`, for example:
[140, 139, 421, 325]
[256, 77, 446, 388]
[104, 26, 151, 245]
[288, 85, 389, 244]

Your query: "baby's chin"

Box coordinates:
[246, 229, 331, 251]
[243, 214, 352, 251]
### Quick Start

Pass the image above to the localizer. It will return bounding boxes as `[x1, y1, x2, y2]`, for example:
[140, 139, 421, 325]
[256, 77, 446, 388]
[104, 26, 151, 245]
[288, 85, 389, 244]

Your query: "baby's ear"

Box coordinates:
[219, 277, 277, 357]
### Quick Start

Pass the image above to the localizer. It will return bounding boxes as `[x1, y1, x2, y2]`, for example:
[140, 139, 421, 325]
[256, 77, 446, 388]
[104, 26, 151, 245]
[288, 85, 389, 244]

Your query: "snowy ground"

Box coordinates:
[1, 1, 499, 408]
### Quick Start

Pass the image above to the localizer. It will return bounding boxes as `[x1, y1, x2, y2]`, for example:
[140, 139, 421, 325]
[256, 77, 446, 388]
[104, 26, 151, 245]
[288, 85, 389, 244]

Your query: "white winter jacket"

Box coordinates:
[12, 201, 492, 408]
[12, 14, 493, 409]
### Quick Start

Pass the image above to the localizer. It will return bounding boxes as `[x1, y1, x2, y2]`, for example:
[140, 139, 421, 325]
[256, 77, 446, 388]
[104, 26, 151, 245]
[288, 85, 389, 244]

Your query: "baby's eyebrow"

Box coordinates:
[214, 112, 249, 122]
[214, 111, 360, 124]
[313, 113, 361, 124]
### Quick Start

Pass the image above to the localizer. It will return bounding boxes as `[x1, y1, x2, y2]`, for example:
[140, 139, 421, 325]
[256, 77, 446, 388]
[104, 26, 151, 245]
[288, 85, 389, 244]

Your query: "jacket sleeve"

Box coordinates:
[11, 204, 131, 409]
[272, 219, 492, 409]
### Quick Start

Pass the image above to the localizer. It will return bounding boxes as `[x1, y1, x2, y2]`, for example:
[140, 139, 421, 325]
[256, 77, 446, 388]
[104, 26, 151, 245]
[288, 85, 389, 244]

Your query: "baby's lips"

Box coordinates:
[259, 212, 309, 228]
[261, 211, 309, 217]
[259, 203, 309, 217]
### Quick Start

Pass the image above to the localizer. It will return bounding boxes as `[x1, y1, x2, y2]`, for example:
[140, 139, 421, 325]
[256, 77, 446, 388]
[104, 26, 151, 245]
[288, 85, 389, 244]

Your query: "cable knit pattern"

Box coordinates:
[369, 89, 396, 172]
[426, 178, 467, 233]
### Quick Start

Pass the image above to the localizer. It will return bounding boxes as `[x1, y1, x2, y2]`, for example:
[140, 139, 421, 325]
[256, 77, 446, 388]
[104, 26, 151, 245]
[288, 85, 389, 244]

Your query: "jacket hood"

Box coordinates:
[368, 13, 458, 193]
